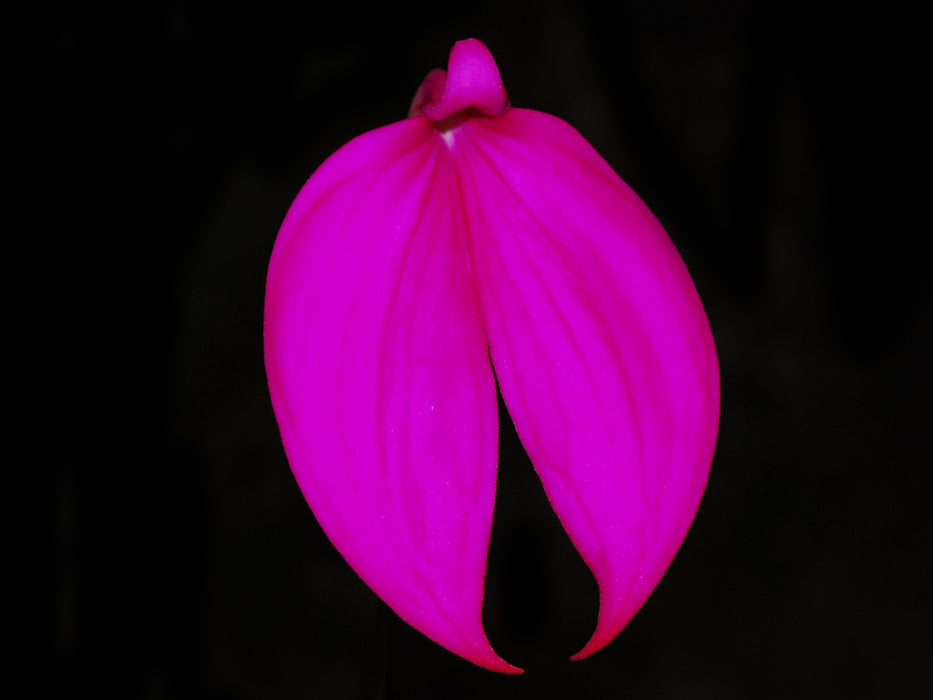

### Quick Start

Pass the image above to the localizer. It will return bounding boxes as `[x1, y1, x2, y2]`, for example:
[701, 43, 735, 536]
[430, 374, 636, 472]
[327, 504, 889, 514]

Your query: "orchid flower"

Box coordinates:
[264, 38, 719, 674]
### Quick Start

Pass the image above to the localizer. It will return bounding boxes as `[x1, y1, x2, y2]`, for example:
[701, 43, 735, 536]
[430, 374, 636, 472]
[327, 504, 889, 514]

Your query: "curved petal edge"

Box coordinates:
[452, 108, 719, 661]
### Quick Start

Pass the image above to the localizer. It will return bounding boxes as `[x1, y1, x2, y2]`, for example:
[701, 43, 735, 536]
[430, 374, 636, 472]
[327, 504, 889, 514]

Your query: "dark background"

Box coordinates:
[46, 1, 930, 698]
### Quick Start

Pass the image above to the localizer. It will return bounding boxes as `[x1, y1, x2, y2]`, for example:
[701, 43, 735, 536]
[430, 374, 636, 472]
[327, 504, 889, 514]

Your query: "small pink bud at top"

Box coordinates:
[409, 38, 510, 121]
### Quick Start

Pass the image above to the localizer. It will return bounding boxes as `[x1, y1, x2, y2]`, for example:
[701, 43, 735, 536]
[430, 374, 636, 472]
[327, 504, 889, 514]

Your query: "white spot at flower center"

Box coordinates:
[440, 128, 456, 147]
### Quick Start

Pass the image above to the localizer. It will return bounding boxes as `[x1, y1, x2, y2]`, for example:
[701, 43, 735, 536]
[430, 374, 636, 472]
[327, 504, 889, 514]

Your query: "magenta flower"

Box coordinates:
[264, 38, 719, 673]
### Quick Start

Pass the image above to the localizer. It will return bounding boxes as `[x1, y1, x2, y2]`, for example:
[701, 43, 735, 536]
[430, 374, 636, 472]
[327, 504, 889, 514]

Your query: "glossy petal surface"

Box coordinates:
[265, 117, 519, 673]
[451, 109, 720, 659]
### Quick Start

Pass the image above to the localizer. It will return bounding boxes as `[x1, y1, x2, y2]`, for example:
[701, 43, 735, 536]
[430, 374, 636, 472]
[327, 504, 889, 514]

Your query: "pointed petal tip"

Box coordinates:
[484, 658, 525, 675]
[568, 633, 612, 663]
[438, 646, 523, 674]
[567, 609, 634, 662]
[432, 623, 523, 674]
[442, 634, 522, 673]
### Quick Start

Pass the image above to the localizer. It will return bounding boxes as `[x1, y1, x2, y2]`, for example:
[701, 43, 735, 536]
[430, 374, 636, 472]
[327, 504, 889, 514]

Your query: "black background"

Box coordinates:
[44, 1, 930, 697]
